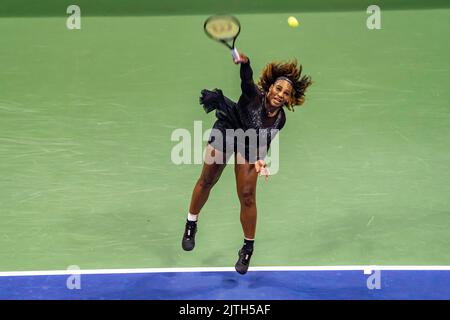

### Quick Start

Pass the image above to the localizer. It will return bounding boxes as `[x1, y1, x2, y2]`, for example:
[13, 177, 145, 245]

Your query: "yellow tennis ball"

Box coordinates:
[287, 16, 299, 28]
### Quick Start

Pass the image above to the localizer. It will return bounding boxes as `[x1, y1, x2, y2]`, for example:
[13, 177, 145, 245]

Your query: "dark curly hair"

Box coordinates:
[258, 60, 312, 111]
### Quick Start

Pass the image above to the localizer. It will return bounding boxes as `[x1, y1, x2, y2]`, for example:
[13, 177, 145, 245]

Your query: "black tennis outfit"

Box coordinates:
[199, 60, 286, 162]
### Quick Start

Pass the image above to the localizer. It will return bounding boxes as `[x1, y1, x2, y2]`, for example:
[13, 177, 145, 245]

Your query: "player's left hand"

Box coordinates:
[255, 160, 269, 181]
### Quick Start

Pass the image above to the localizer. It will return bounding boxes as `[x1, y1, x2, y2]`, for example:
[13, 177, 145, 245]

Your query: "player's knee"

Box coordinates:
[239, 187, 255, 207]
[198, 176, 218, 190]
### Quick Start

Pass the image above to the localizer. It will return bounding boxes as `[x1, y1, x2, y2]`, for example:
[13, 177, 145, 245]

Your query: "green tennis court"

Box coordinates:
[0, 0, 449, 299]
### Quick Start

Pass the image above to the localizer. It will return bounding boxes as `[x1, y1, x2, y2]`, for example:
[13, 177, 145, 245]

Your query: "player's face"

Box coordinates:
[267, 80, 293, 108]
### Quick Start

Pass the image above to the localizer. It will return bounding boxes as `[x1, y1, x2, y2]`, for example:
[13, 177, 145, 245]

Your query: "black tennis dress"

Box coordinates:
[199, 60, 286, 162]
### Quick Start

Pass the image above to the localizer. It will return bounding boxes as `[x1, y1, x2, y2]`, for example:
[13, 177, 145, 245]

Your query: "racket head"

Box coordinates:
[204, 15, 241, 49]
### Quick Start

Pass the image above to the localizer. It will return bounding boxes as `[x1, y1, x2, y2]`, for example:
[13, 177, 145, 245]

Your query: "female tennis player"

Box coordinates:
[182, 52, 312, 274]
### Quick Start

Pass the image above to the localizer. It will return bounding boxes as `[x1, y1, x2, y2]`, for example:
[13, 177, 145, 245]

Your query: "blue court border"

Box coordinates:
[1, 269, 449, 300]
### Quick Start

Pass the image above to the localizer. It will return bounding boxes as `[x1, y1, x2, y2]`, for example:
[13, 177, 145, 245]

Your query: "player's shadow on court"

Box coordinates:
[221, 276, 239, 289]
[203, 272, 270, 290]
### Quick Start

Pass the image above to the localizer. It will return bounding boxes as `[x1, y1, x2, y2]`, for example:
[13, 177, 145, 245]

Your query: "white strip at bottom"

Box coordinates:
[0, 265, 450, 277]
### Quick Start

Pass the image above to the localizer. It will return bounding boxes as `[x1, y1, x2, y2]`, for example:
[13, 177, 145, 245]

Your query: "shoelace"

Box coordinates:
[184, 223, 196, 239]
[240, 249, 253, 265]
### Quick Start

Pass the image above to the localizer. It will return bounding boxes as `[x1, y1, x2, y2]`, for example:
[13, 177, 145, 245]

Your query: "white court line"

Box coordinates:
[1, 266, 450, 277]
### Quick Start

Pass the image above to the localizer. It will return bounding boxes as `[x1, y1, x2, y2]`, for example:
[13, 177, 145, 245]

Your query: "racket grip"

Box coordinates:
[231, 48, 240, 61]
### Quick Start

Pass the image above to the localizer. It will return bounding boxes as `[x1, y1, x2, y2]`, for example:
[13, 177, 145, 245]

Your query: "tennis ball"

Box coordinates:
[287, 16, 299, 28]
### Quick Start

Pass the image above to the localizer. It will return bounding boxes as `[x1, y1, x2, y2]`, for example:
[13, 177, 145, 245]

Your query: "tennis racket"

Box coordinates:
[204, 15, 241, 61]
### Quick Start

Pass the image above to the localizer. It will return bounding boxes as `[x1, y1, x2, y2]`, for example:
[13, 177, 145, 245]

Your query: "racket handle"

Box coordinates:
[231, 48, 240, 61]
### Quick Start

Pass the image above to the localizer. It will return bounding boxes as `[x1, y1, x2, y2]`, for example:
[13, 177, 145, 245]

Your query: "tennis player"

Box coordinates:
[182, 52, 312, 274]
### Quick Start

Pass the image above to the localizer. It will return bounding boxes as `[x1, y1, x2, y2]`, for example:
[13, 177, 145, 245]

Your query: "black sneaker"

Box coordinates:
[235, 248, 253, 275]
[182, 220, 197, 251]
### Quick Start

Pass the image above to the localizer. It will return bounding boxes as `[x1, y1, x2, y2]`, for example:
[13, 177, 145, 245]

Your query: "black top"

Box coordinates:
[201, 59, 287, 161]
[236, 60, 286, 133]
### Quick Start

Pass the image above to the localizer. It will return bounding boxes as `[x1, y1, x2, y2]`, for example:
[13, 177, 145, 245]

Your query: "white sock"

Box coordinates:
[187, 213, 198, 222]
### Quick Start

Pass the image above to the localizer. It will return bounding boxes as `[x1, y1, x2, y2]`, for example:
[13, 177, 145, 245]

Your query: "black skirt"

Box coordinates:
[200, 89, 265, 162]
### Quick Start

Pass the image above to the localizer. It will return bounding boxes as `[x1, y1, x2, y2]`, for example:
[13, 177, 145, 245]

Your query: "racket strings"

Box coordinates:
[204, 16, 240, 41]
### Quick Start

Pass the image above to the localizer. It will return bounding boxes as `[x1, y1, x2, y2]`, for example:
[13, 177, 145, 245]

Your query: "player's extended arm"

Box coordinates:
[234, 53, 257, 99]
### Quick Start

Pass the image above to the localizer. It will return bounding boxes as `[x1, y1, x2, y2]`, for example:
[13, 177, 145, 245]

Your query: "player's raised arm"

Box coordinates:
[234, 52, 257, 98]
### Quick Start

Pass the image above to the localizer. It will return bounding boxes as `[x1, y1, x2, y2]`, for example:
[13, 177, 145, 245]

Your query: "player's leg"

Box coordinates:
[182, 144, 229, 251]
[189, 144, 229, 214]
[234, 152, 259, 274]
